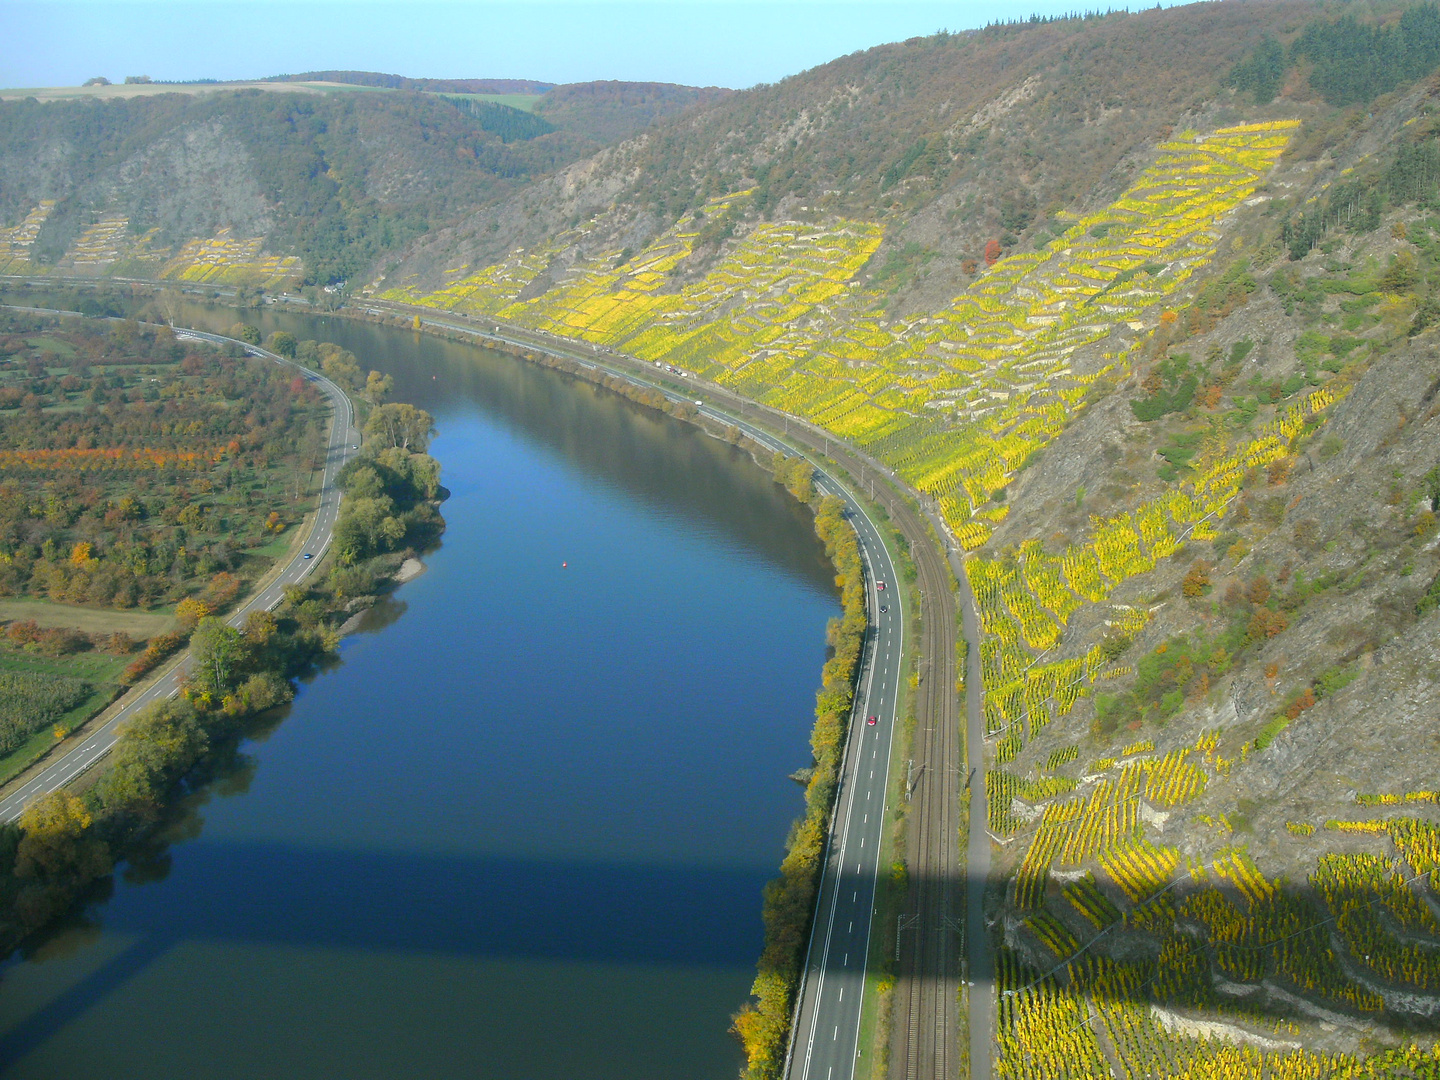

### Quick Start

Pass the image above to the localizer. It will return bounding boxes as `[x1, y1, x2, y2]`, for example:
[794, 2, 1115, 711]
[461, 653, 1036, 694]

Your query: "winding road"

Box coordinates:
[0, 322, 360, 824]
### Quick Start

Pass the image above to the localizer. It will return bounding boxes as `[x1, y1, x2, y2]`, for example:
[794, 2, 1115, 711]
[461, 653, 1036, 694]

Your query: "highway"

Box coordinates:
[0, 323, 360, 824]
[708, 413, 904, 1080]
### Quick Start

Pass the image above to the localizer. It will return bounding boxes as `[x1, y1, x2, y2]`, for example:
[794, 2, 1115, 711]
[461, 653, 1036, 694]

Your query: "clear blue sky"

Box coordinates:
[1, 2, 1182, 90]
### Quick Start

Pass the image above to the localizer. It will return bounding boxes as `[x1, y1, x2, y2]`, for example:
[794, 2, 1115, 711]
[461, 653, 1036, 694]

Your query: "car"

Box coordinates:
[876, 581, 886, 591]
[303, 553, 313, 560]
[866, 715, 878, 726]
[880, 605, 888, 613]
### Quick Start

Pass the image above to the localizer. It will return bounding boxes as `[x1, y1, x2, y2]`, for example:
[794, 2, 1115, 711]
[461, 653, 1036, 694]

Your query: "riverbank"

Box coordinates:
[1, 278, 968, 1077]
[0, 315, 446, 958]
[294, 295, 951, 1080]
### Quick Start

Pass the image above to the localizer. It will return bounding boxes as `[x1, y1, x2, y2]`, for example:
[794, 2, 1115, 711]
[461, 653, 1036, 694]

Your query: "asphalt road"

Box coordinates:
[716, 416, 903, 1080]
[0, 324, 360, 824]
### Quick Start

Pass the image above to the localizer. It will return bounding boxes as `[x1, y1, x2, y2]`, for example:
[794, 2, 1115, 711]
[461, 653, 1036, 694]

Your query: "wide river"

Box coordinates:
[0, 304, 840, 1078]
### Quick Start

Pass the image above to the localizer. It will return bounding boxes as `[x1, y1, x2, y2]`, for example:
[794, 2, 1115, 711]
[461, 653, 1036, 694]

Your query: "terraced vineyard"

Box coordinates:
[0, 208, 301, 287]
[992, 778, 1440, 1080]
[970, 387, 1335, 753]
[0, 201, 54, 274]
[381, 114, 1440, 1077]
[383, 121, 1298, 544]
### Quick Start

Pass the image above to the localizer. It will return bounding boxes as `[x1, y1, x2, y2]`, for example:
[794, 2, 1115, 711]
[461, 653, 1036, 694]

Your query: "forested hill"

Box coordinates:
[0, 76, 727, 288]
[532, 81, 733, 144]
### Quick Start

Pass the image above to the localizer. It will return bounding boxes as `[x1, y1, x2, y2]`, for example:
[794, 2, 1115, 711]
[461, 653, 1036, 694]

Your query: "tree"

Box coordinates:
[243, 608, 278, 646]
[984, 238, 1002, 266]
[365, 370, 393, 404]
[16, 791, 109, 886]
[97, 699, 208, 817]
[267, 331, 297, 358]
[318, 343, 363, 392]
[229, 323, 261, 346]
[175, 596, 211, 629]
[1226, 36, 1286, 104]
[365, 403, 436, 453]
[190, 616, 245, 698]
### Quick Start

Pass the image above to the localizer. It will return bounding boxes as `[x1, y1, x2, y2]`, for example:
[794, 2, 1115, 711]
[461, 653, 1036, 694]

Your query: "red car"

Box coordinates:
[867, 715, 878, 726]
[876, 581, 886, 591]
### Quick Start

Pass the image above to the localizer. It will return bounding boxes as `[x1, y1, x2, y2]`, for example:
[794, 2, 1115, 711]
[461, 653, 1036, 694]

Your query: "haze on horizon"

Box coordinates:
[1, 0, 1187, 92]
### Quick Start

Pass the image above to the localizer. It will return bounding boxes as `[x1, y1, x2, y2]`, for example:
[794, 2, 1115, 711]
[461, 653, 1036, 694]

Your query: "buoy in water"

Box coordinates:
[562, 561, 568, 568]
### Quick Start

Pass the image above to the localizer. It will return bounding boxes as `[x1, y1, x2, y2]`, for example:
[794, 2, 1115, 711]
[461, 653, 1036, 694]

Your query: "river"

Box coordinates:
[0, 301, 840, 1079]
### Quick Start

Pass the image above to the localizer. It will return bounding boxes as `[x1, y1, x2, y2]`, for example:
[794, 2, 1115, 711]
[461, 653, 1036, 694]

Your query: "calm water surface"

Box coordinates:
[0, 307, 839, 1078]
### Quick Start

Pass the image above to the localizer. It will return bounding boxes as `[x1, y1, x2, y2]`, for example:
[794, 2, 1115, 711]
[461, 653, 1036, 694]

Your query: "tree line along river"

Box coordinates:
[0, 302, 842, 1079]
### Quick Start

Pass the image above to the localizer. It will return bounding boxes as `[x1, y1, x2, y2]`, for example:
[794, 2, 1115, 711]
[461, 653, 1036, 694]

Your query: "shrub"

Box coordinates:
[1247, 607, 1289, 641]
[1181, 561, 1211, 598]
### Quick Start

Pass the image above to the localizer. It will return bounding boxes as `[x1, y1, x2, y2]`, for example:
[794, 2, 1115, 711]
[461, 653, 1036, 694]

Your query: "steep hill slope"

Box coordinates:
[372, 3, 1440, 1076]
[532, 81, 732, 144]
[0, 77, 724, 289]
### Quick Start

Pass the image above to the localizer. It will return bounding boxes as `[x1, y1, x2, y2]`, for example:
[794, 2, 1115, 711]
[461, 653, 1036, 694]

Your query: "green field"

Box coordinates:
[0, 648, 129, 784]
[0, 599, 174, 638]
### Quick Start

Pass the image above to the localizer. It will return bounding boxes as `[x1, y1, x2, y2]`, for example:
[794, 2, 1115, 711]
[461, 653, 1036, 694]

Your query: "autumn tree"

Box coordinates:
[189, 616, 246, 699]
[365, 370, 394, 404]
[365, 403, 436, 453]
[15, 791, 110, 887]
[266, 331, 297, 358]
[96, 698, 209, 818]
[229, 323, 261, 346]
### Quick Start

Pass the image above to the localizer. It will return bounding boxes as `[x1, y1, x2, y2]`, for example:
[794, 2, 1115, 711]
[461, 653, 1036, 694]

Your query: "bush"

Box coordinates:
[121, 629, 187, 684]
[1181, 561, 1211, 598]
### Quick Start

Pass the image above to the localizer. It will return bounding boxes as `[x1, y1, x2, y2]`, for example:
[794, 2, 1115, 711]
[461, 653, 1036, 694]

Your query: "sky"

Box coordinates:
[0, 1, 1183, 91]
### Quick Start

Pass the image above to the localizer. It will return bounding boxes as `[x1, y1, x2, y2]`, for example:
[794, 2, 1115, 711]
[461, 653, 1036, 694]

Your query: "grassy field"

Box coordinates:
[0, 599, 174, 638]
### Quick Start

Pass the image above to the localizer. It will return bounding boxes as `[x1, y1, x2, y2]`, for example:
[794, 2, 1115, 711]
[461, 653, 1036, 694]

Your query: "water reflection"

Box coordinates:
[0, 298, 839, 1080]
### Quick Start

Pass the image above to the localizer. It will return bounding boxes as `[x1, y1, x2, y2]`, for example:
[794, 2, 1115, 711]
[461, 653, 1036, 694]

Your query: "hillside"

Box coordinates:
[532, 81, 733, 144]
[369, 3, 1440, 1076]
[0, 76, 725, 290]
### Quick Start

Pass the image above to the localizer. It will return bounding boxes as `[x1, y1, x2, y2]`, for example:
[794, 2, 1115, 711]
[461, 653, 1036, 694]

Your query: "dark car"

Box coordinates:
[303, 553, 313, 560]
